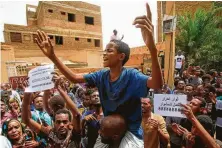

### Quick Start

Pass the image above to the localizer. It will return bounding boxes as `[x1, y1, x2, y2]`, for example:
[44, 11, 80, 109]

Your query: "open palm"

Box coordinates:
[35, 30, 55, 59]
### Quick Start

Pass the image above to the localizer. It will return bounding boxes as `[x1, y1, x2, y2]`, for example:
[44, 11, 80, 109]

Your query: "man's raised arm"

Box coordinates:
[133, 3, 163, 89]
[35, 30, 85, 83]
[22, 93, 42, 133]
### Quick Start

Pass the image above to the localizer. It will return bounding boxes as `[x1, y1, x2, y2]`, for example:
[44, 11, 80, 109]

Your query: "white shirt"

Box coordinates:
[0, 136, 12, 148]
[175, 55, 185, 69]
[110, 34, 120, 41]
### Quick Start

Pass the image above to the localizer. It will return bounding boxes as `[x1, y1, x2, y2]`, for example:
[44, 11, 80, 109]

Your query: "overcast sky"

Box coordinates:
[0, 0, 157, 48]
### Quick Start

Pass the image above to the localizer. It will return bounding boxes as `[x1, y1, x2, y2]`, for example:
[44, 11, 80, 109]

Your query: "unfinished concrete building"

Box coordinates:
[1, 1, 103, 82]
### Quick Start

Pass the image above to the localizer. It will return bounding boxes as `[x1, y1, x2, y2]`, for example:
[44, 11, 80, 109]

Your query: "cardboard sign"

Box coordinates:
[154, 94, 187, 118]
[25, 64, 54, 92]
[9, 76, 27, 90]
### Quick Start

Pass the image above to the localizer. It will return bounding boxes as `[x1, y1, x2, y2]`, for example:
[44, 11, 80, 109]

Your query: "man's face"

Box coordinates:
[220, 72, 222, 77]
[99, 122, 114, 144]
[189, 98, 201, 114]
[195, 70, 201, 76]
[91, 91, 100, 103]
[178, 81, 185, 90]
[113, 30, 117, 35]
[34, 97, 43, 110]
[78, 89, 86, 100]
[196, 85, 204, 97]
[182, 71, 188, 78]
[185, 86, 193, 96]
[103, 42, 123, 68]
[83, 95, 91, 107]
[141, 98, 152, 114]
[203, 78, 211, 86]
[54, 113, 70, 139]
[0, 101, 6, 113]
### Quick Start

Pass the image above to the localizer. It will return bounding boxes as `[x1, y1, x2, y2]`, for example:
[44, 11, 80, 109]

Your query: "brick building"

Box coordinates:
[1, 1, 103, 82]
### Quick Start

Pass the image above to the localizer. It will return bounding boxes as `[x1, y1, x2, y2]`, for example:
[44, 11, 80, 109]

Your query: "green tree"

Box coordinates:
[176, 4, 222, 71]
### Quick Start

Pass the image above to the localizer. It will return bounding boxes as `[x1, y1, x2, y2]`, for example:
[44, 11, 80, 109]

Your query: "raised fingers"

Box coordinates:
[37, 30, 44, 42]
[41, 31, 48, 41]
[146, 3, 152, 22]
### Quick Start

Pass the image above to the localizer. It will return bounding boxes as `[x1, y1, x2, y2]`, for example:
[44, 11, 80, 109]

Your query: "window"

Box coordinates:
[87, 39, 91, 42]
[10, 32, 22, 42]
[75, 37, 79, 41]
[68, 13, 75, 22]
[33, 34, 38, 43]
[61, 11, 66, 15]
[85, 16, 94, 25]
[55, 36, 63, 45]
[94, 39, 100, 47]
[48, 35, 54, 39]
[48, 9, 53, 13]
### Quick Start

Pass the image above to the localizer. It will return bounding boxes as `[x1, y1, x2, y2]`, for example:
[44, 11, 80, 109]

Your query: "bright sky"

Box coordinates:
[0, 0, 157, 48]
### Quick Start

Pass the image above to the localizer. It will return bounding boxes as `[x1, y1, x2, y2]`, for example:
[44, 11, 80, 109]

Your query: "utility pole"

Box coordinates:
[164, 1, 176, 89]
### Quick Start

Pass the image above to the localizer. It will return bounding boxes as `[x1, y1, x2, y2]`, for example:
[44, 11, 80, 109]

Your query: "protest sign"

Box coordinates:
[25, 64, 54, 92]
[9, 76, 27, 89]
[154, 94, 187, 118]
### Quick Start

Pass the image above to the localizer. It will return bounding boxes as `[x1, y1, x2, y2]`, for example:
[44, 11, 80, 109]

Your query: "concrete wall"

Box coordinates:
[1, 45, 16, 83]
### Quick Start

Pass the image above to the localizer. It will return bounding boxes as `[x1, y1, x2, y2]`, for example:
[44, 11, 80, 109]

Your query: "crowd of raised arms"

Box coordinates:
[1, 3, 222, 148]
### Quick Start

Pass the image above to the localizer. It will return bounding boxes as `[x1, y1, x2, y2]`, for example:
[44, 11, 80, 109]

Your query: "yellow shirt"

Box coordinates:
[142, 113, 169, 148]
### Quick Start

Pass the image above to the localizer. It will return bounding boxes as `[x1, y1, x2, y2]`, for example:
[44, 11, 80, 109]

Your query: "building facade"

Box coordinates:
[1, 1, 103, 82]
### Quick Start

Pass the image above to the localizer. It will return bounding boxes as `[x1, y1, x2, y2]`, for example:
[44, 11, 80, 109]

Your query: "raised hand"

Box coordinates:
[84, 114, 97, 122]
[35, 30, 55, 60]
[172, 123, 188, 136]
[133, 3, 156, 53]
[148, 118, 159, 131]
[181, 104, 195, 120]
[51, 72, 66, 91]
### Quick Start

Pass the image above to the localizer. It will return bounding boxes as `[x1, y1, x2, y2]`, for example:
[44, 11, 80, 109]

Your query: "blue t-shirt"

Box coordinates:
[84, 68, 149, 139]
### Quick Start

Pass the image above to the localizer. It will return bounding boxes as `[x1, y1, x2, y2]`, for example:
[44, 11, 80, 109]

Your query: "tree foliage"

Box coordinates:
[176, 4, 222, 71]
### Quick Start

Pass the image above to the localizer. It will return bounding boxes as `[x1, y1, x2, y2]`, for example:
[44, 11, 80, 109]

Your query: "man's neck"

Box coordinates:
[36, 108, 43, 112]
[109, 66, 123, 82]
[142, 112, 151, 120]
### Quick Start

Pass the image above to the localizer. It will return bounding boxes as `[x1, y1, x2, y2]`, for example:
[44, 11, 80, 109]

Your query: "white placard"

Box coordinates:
[25, 64, 54, 92]
[154, 94, 187, 118]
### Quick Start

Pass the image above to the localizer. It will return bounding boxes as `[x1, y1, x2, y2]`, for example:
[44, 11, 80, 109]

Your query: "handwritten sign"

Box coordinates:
[25, 64, 54, 92]
[154, 94, 187, 118]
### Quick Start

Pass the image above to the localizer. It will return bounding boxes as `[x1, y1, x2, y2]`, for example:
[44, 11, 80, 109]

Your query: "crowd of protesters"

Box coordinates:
[1, 3, 222, 148]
